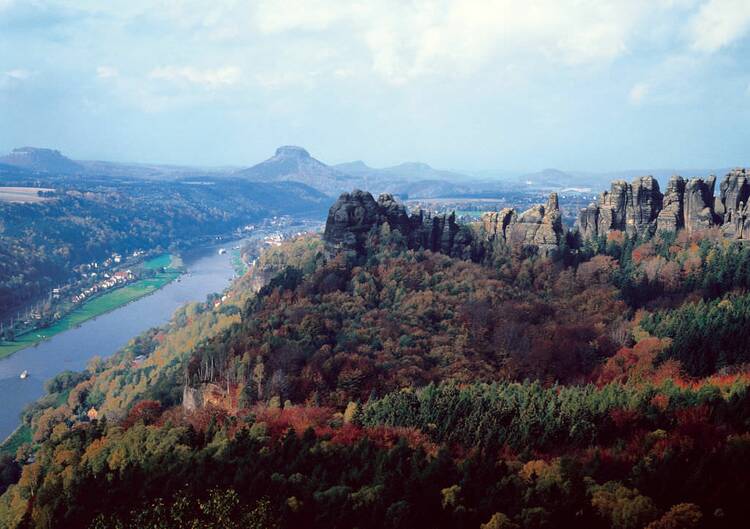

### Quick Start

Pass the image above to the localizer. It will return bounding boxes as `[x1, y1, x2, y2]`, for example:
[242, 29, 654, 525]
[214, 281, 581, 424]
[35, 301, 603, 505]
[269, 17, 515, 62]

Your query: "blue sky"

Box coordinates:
[0, 0, 749, 172]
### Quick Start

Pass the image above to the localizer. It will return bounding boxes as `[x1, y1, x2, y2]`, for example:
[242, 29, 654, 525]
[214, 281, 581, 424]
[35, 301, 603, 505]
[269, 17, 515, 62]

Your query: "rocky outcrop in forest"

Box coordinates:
[324, 189, 564, 259]
[323, 190, 475, 258]
[480, 193, 563, 256]
[576, 169, 750, 241]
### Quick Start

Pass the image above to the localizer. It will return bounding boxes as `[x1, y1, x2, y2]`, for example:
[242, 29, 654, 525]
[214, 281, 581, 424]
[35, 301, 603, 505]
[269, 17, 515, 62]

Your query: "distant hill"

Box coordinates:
[235, 146, 351, 196]
[0, 147, 84, 174]
[335, 160, 472, 183]
[5, 145, 733, 199]
[0, 147, 240, 181]
[517, 168, 592, 190]
[235, 148, 487, 197]
[78, 160, 235, 181]
[0, 162, 32, 176]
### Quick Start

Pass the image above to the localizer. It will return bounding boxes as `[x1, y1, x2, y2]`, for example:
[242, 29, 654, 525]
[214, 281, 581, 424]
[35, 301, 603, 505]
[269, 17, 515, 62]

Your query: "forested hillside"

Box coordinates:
[0, 178, 327, 320]
[2, 213, 750, 528]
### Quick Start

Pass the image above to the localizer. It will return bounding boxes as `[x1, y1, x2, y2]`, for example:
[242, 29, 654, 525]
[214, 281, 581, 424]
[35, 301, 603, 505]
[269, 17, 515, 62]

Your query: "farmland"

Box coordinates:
[0, 187, 53, 203]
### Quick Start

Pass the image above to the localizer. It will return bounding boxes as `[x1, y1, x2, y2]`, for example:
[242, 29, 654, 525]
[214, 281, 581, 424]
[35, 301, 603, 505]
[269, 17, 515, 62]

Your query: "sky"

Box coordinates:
[0, 0, 749, 173]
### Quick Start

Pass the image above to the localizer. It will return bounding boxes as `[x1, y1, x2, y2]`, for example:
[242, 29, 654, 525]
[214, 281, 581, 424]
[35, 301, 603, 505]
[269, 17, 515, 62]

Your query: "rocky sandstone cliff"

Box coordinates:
[323, 190, 476, 258]
[577, 176, 663, 240]
[480, 193, 563, 256]
[323, 189, 564, 259]
[576, 169, 750, 241]
[183, 383, 239, 413]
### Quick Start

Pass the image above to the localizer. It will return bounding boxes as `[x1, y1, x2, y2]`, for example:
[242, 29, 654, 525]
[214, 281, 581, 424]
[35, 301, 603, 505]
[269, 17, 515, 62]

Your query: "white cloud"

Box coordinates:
[96, 66, 119, 79]
[629, 82, 650, 105]
[254, 0, 358, 34]
[1, 69, 34, 90]
[57, 0, 750, 89]
[149, 66, 241, 88]
[251, 1, 683, 84]
[4, 69, 32, 80]
[688, 0, 750, 52]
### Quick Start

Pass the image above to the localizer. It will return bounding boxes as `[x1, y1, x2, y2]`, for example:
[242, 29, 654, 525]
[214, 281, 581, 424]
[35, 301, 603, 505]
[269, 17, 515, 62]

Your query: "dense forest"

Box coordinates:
[0, 177, 327, 320]
[2, 219, 750, 528]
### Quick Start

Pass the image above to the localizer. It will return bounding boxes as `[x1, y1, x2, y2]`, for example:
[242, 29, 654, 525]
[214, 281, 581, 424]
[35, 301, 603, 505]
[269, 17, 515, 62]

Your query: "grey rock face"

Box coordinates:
[628, 176, 663, 235]
[597, 180, 630, 234]
[578, 169, 750, 241]
[323, 190, 383, 255]
[575, 177, 662, 240]
[481, 208, 517, 240]
[480, 192, 564, 257]
[718, 169, 750, 239]
[323, 190, 467, 257]
[182, 386, 203, 412]
[577, 203, 601, 240]
[684, 177, 718, 234]
[324, 190, 563, 260]
[507, 193, 563, 256]
[656, 175, 686, 233]
[719, 169, 749, 216]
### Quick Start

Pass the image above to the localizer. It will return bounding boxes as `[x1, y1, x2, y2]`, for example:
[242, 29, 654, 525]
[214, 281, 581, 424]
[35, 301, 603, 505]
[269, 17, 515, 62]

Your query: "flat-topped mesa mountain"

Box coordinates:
[323, 189, 564, 259]
[576, 169, 750, 240]
[236, 145, 351, 196]
[0, 147, 84, 174]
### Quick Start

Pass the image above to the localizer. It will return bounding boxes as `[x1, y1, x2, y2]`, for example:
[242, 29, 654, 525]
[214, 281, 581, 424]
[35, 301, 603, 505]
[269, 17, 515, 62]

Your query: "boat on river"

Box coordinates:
[19, 370, 28, 379]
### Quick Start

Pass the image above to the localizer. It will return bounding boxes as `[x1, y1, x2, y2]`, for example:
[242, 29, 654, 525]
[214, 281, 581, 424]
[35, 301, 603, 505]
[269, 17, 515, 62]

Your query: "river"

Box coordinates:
[0, 244, 237, 439]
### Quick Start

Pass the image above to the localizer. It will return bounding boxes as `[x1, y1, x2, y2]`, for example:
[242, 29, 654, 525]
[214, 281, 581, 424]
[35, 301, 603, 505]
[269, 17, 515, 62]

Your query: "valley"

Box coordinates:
[1, 142, 749, 529]
[2, 173, 750, 527]
[0, 242, 235, 442]
[3, 3, 749, 526]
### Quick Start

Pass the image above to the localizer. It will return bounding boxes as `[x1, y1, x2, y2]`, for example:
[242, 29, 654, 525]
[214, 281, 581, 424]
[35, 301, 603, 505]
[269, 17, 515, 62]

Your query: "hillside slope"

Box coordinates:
[2, 189, 750, 528]
[236, 146, 352, 196]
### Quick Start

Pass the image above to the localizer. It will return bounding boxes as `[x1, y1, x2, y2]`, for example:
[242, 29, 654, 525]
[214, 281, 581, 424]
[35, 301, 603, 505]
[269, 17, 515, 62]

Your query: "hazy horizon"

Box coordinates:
[2, 1, 749, 172]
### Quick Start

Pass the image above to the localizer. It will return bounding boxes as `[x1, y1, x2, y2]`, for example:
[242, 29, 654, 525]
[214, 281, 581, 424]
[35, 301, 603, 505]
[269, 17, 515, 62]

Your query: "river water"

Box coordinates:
[0, 244, 236, 439]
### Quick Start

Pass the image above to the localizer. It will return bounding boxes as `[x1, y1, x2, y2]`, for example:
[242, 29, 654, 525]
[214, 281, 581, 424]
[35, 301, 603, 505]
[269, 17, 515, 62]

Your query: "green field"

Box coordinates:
[231, 248, 248, 276]
[143, 253, 181, 270]
[0, 255, 182, 360]
[0, 424, 31, 456]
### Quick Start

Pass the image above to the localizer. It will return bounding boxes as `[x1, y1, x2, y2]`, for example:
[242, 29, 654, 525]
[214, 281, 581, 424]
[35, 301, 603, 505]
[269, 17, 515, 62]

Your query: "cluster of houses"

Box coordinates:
[75, 252, 123, 277]
[263, 232, 285, 247]
[212, 292, 233, 309]
[71, 269, 134, 304]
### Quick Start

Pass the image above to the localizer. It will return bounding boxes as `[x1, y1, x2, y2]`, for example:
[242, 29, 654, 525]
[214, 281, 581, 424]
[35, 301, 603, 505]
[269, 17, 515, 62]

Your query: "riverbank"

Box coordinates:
[0, 254, 182, 360]
[0, 245, 236, 441]
[0, 424, 30, 456]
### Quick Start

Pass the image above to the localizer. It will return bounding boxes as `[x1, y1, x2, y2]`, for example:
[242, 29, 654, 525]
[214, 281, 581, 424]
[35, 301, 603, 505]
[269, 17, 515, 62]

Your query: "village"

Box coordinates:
[0, 249, 153, 344]
[69, 263, 135, 305]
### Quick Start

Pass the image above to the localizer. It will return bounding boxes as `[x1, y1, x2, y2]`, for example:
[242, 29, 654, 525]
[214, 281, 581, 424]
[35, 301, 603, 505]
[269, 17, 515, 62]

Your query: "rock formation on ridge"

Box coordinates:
[481, 193, 563, 256]
[576, 176, 662, 240]
[323, 190, 476, 258]
[323, 190, 565, 260]
[576, 169, 750, 241]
